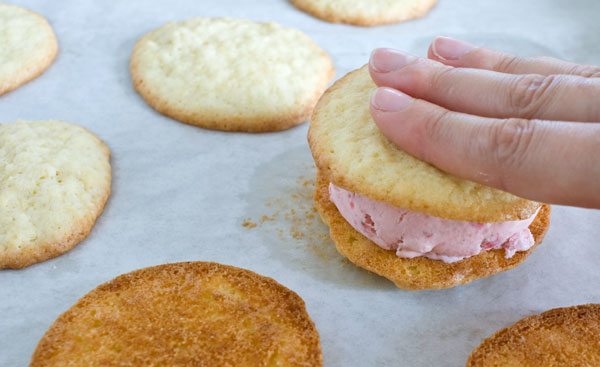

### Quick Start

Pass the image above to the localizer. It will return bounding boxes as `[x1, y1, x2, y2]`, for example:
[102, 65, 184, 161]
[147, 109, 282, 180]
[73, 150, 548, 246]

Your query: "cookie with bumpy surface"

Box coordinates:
[308, 66, 541, 223]
[0, 3, 57, 95]
[31, 262, 323, 367]
[467, 304, 600, 366]
[289, 0, 437, 27]
[130, 17, 335, 132]
[0, 120, 111, 269]
[315, 171, 550, 290]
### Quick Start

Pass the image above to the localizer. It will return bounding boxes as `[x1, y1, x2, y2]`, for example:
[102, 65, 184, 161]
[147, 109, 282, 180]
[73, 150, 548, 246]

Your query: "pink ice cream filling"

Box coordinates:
[328, 183, 538, 263]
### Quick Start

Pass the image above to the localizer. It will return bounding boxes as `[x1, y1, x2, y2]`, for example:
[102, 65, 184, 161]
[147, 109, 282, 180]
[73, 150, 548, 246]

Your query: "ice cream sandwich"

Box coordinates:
[308, 66, 550, 290]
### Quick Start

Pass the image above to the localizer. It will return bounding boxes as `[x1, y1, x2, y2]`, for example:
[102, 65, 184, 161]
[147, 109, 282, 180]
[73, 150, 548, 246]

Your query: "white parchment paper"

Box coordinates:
[2, 0, 600, 365]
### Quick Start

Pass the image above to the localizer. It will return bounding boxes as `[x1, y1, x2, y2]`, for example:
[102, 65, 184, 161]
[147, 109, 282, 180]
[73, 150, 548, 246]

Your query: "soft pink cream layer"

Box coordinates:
[329, 183, 538, 263]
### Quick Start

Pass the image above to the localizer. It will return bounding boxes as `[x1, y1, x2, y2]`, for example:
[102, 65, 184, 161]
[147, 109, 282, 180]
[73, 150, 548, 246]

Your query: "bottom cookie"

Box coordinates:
[314, 171, 551, 290]
[31, 262, 322, 367]
[467, 304, 600, 366]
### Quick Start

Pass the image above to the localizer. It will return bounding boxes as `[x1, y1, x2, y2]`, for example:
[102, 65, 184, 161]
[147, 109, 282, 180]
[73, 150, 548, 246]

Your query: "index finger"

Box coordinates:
[428, 36, 600, 78]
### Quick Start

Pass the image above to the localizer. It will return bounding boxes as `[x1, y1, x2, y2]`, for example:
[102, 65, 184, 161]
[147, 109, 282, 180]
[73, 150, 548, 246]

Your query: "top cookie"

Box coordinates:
[31, 262, 323, 367]
[308, 66, 541, 222]
[0, 3, 57, 95]
[0, 120, 111, 269]
[130, 17, 335, 132]
[289, 0, 437, 27]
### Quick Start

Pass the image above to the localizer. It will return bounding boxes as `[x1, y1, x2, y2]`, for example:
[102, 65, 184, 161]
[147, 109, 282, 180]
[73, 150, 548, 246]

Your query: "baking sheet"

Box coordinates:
[2, 0, 600, 365]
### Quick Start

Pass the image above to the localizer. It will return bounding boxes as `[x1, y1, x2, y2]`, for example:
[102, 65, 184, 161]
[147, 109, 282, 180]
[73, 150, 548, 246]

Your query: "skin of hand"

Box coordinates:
[368, 36, 600, 209]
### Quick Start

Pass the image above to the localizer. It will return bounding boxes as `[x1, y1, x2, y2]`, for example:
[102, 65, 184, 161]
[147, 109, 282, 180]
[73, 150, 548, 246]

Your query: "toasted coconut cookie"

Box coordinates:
[130, 17, 334, 132]
[315, 171, 550, 290]
[308, 66, 541, 222]
[289, 0, 437, 27]
[467, 304, 600, 366]
[0, 3, 57, 95]
[31, 262, 323, 367]
[0, 120, 111, 269]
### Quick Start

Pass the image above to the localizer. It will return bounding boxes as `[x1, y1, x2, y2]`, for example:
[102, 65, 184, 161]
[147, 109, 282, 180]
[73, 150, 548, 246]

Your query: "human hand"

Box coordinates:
[368, 36, 600, 209]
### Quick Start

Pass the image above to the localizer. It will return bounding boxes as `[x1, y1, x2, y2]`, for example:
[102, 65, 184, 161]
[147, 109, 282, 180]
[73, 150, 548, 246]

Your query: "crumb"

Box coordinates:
[260, 215, 275, 224]
[242, 218, 257, 229]
[244, 175, 334, 263]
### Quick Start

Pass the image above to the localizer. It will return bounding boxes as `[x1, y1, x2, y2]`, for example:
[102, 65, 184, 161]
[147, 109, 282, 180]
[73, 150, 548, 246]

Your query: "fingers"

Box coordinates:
[370, 87, 600, 208]
[428, 36, 600, 78]
[369, 48, 600, 122]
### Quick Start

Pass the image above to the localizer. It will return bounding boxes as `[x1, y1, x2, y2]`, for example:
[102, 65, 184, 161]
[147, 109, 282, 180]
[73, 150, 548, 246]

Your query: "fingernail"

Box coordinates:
[432, 36, 475, 61]
[371, 88, 413, 112]
[370, 48, 416, 73]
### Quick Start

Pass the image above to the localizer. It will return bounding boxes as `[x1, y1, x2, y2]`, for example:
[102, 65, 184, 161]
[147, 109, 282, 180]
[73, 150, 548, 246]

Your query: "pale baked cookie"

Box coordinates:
[31, 262, 323, 367]
[0, 3, 58, 96]
[308, 66, 540, 223]
[308, 66, 550, 289]
[315, 171, 550, 290]
[0, 120, 111, 269]
[130, 18, 335, 132]
[467, 304, 600, 366]
[289, 0, 437, 27]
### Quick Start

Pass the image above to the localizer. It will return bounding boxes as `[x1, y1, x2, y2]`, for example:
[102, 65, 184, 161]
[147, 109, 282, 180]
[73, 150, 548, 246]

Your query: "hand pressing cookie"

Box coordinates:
[31, 262, 322, 367]
[289, 0, 437, 27]
[309, 66, 550, 290]
[0, 3, 57, 96]
[369, 36, 600, 209]
[130, 18, 334, 133]
[467, 304, 600, 366]
[0, 120, 111, 269]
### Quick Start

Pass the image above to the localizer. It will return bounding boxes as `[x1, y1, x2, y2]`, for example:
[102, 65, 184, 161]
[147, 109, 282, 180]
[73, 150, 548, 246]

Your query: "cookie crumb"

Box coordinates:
[243, 174, 336, 263]
[242, 218, 257, 229]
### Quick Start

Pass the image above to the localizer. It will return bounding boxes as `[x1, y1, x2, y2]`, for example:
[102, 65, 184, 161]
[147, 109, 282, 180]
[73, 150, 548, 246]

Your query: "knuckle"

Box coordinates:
[489, 118, 536, 189]
[418, 109, 451, 162]
[430, 65, 457, 91]
[424, 109, 450, 143]
[571, 65, 600, 79]
[494, 54, 522, 73]
[575, 78, 600, 121]
[509, 74, 557, 117]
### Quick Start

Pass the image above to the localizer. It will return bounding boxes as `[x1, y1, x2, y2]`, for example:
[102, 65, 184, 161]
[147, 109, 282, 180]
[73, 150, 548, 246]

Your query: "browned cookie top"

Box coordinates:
[468, 304, 600, 366]
[31, 262, 322, 367]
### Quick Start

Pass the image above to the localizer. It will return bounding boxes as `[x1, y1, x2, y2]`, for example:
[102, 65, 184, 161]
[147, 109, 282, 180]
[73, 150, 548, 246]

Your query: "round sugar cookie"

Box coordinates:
[289, 0, 437, 27]
[130, 17, 335, 132]
[31, 262, 323, 367]
[0, 120, 111, 269]
[314, 171, 550, 290]
[308, 66, 541, 222]
[467, 304, 600, 366]
[0, 3, 57, 96]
